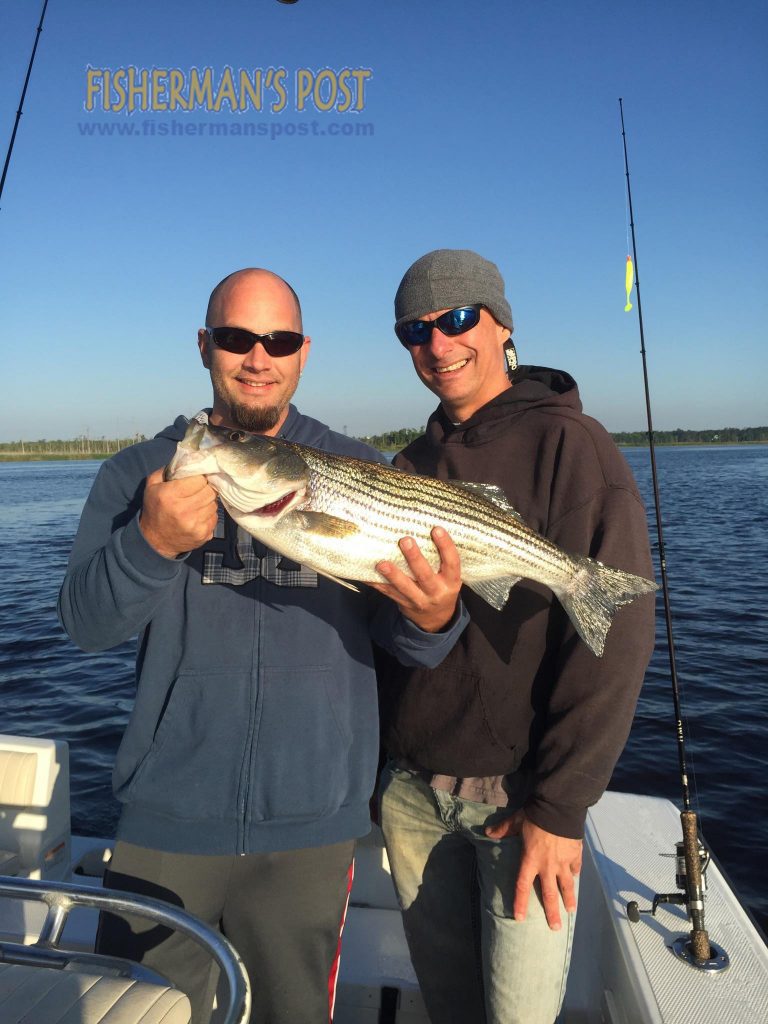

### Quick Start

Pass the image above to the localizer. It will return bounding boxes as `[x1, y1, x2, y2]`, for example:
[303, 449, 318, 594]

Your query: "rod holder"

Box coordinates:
[671, 936, 730, 973]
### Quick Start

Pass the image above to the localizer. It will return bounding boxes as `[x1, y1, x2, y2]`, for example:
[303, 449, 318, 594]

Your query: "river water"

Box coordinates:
[0, 445, 765, 933]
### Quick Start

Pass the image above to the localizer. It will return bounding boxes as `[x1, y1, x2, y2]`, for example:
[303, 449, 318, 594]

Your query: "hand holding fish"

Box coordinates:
[485, 811, 582, 931]
[369, 526, 462, 633]
[139, 468, 219, 559]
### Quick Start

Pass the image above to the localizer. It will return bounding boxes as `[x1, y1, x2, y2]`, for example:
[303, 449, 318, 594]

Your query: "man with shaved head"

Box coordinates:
[59, 268, 467, 1024]
[202, 269, 306, 433]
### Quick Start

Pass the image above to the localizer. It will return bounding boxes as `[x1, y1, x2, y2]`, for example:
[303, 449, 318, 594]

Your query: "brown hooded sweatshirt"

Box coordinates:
[376, 365, 656, 839]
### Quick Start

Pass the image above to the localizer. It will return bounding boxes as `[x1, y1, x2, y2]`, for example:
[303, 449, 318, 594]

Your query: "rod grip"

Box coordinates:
[680, 812, 703, 889]
[681, 811, 711, 960]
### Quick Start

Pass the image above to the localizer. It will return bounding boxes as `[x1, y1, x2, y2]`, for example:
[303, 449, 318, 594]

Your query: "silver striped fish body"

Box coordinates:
[167, 423, 657, 656]
[283, 443, 578, 597]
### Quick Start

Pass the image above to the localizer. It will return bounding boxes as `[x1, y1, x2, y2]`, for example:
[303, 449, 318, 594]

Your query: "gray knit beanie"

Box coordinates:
[394, 249, 513, 333]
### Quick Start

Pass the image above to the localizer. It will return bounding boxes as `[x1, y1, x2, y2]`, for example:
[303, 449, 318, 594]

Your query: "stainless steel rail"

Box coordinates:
[0, 874, 251, 1024]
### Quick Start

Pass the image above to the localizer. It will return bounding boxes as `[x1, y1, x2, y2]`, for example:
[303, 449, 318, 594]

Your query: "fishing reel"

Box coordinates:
[626, 839, 709, 921]
[626, 837, 729, 972]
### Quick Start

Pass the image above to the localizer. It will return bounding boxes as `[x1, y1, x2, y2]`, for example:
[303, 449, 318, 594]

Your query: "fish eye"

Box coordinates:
[228, 431, 247, 442]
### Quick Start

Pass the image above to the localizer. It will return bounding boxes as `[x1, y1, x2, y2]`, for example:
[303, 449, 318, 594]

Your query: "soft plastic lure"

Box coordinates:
[625, 255, 634, 311]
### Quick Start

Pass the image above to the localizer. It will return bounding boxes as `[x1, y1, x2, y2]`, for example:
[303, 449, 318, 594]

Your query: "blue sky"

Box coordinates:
[1, 0, 765, 442]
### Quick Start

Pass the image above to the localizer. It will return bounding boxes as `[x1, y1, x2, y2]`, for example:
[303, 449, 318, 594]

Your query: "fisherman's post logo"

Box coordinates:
[80, 65, 374, 139]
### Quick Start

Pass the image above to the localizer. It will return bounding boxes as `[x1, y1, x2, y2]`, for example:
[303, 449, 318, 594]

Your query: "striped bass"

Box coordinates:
[166, 420, 657, 657]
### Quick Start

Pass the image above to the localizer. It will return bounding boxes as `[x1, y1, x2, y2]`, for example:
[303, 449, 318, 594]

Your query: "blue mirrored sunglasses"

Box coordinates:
[395, 305, 482, 348]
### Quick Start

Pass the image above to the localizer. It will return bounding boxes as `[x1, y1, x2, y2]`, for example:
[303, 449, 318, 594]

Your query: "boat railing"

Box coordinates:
[0, 873, 251, 1024]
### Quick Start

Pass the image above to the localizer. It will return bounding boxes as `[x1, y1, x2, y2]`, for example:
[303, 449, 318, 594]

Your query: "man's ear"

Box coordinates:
[198, 329, 211, 369]
[299, 335, 311, 375]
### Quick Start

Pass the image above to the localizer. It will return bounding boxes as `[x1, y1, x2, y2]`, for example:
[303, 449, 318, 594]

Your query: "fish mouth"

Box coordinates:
[252, 490, 299, 517]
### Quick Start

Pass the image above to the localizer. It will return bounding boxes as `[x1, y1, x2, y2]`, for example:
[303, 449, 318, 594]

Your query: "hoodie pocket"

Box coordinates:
[250, 666, 352, 822]
[388, 668, 522, 777]
[120, 671, 248, 820]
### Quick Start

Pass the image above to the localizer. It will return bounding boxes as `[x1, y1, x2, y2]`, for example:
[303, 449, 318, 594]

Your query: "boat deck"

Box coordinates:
[564, 791, 768, 1023]
[2, 738, 767, 1024]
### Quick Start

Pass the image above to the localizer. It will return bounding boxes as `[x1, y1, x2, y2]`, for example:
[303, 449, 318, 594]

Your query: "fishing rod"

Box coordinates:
[0, 0, 50, 210]
[619, 97, 728, 972]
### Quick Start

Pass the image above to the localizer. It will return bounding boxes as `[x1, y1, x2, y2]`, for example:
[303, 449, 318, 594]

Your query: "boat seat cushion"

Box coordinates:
[0, 750, 38, 807]
[0, 961, 191, 1024]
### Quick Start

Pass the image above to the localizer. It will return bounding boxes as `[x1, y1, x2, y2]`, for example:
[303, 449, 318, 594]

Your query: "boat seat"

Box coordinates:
[0, 961, 191, 1024]
[0, 736, 71, 882]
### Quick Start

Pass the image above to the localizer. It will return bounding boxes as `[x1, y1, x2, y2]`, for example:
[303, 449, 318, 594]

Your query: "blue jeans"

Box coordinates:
[379, 763, 577, 1024]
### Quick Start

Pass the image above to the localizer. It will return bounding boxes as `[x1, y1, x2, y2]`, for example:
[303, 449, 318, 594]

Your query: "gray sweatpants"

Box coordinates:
[96, 839, 355, 1024]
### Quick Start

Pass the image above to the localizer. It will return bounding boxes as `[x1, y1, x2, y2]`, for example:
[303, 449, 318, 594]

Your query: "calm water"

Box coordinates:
[1, 447, 766, 933]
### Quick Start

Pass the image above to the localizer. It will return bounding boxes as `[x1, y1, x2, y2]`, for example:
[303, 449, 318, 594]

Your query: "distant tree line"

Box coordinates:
[0, 435, 147, 458]
[610, 427, 768, 445]
[358, 427, 426, 451]
[1, 426, 766, 459]
[359, 425, 767, 451]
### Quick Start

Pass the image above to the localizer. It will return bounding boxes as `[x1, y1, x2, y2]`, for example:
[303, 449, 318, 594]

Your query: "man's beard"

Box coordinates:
[230, 399, 284, 433]
[209, 359, 298, 433]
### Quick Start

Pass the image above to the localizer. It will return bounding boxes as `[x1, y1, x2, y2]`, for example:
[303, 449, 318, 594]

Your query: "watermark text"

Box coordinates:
[84, 66, 373, 115]
[76, 119, 375, 140]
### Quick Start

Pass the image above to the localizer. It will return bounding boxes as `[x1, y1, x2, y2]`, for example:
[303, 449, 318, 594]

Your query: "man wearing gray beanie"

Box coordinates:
[376, 249, 655, 1024]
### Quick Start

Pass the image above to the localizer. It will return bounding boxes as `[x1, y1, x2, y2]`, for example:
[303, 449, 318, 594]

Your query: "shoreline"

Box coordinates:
[0, 453, 114, 462]
[1, 440, 767, 462]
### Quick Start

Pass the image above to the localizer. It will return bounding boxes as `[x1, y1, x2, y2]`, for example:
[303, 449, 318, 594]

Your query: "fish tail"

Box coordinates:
[558, 557, 657, 657]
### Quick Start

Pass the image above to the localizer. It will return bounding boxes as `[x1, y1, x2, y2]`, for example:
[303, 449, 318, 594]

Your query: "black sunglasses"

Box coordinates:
[206, 326, 305, 358]
[395, 305, 482, 348]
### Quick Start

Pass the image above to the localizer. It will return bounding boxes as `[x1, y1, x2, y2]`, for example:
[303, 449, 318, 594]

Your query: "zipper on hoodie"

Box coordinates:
[236, 541, 264, 854]
[234, 415, 312, 852]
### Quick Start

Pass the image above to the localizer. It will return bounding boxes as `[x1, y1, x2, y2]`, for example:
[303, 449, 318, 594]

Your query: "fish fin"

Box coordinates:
[297, 511, 360, 538]
[466, 576, 522, 610]
[316, 569, 361, 593]
[557, 557, 658, 658]
[453, 481, 523, 519]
